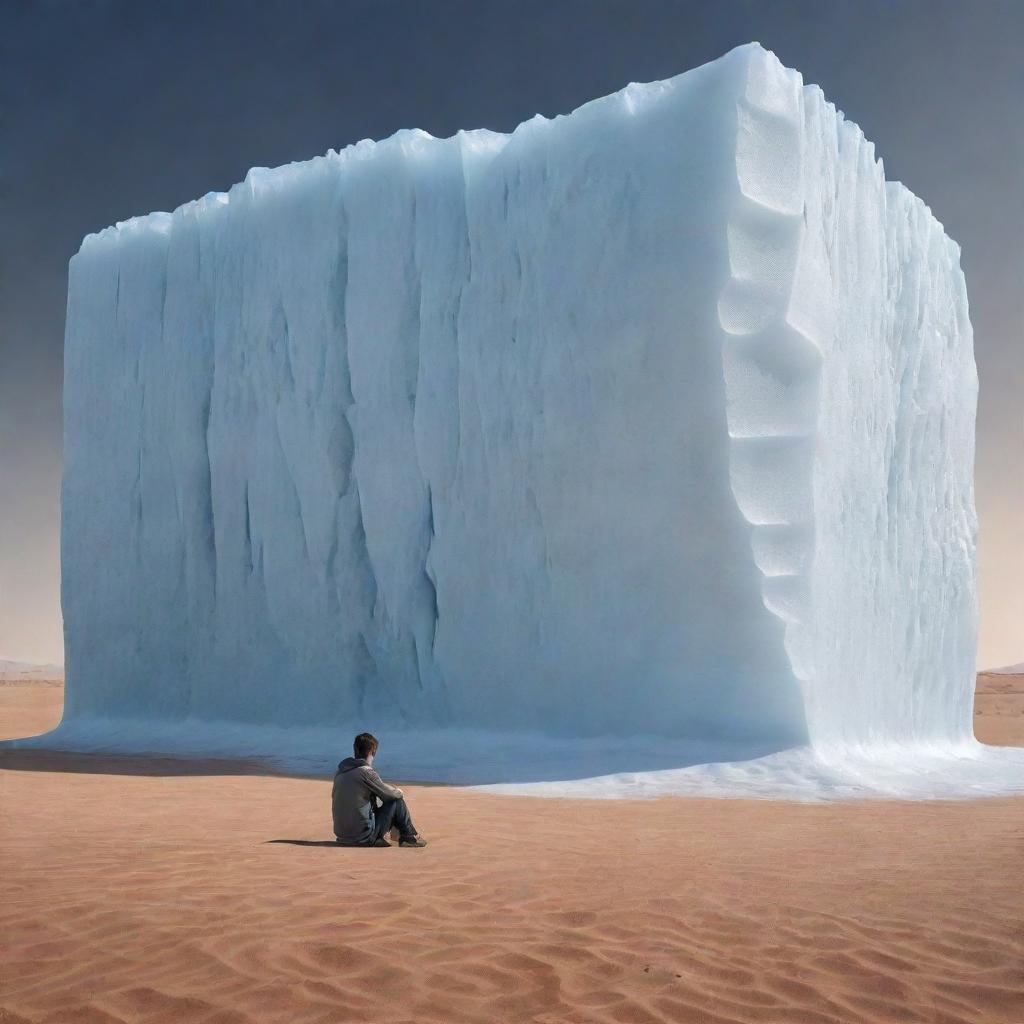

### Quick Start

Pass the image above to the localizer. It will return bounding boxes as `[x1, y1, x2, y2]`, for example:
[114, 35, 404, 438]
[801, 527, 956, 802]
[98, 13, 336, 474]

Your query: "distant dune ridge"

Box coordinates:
[0, 660, 64, 684]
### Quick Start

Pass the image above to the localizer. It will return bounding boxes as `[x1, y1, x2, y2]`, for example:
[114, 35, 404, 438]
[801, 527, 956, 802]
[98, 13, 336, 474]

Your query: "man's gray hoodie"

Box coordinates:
[332, 756, 403, 845]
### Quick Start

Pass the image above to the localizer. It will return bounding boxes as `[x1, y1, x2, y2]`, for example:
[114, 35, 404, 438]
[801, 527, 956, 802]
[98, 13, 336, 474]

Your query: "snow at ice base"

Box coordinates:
[38, 42, 1024, 799]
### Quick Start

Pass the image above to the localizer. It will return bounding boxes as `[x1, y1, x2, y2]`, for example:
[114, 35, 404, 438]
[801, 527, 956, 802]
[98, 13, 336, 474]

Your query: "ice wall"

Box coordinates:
[60, 43, 977, 760]
[716, 54, 978, 749]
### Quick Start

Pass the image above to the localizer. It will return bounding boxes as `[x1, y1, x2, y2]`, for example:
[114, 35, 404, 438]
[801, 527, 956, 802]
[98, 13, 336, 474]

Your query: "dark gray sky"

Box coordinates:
[1, 0, 1021, 666]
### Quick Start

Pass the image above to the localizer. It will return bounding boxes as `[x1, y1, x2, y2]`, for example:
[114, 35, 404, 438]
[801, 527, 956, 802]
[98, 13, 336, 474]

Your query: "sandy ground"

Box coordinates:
[974, 673, 1024, 747]
[0, 680, 64, 745]
[1, 682, 1023, 1024]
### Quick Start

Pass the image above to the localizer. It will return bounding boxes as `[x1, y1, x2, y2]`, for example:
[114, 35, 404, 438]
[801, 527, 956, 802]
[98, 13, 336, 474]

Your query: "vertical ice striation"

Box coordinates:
[717, 49, 978, 750]
[59, 43, 980, 768]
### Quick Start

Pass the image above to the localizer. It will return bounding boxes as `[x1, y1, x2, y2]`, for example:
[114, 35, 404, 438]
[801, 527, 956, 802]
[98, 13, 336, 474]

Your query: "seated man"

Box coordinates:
[332, 732, 427, 848]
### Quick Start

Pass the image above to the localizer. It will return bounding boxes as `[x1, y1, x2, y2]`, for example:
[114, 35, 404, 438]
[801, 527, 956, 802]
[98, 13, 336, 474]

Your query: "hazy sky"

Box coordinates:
[1, 0, 1021, 667]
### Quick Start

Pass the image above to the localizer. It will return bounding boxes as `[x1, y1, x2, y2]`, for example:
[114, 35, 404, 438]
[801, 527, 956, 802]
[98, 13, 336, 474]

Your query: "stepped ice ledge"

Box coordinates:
[21, 42, 1024, 799]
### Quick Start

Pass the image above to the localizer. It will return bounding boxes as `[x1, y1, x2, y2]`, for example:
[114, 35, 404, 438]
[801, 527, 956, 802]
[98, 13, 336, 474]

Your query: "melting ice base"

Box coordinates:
[15, 719, 1024, 800]
[41, 44, 1024, 799]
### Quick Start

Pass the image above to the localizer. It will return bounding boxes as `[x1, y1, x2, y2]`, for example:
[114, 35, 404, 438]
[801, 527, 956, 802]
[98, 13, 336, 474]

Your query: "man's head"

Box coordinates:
[353, 732, 379, 763]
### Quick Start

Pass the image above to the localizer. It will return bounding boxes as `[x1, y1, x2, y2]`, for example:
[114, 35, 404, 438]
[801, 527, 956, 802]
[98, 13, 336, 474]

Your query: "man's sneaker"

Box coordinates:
[371, 835, 392, 847]
[399, 835, 428, 848]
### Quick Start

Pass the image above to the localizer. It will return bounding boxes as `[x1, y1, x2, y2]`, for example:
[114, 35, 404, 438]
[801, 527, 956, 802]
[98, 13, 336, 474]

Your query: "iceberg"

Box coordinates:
[40, 43, 1024, 797]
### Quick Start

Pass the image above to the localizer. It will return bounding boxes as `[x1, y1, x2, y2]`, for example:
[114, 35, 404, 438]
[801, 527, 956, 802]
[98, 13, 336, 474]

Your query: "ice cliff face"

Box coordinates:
[61, 43, 976, 753]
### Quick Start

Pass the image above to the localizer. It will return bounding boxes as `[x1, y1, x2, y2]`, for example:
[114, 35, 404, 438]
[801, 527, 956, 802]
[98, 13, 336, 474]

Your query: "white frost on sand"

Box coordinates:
[34, 43, 1024, 800]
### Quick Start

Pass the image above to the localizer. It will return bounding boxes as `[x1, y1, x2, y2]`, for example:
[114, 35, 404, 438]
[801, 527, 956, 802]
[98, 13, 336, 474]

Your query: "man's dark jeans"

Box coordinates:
[372, 797, 417, 842]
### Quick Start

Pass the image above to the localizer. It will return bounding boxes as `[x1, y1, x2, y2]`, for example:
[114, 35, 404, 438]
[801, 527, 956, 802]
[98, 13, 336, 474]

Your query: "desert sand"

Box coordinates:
[974, 673, 1024, 747]
[1, 681, 1022, 1024]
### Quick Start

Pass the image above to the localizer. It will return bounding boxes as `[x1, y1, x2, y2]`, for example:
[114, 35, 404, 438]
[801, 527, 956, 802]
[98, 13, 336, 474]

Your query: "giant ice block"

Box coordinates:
[59, 43, 981, 771]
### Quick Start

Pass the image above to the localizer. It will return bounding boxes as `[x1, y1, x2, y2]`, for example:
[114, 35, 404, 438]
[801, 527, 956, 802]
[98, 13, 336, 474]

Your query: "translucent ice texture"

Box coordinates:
[49, 44, 1016, 797]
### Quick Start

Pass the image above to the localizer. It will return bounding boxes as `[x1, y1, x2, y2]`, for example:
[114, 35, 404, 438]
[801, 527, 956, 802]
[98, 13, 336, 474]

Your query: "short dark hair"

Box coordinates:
[354, 732, 379, 759]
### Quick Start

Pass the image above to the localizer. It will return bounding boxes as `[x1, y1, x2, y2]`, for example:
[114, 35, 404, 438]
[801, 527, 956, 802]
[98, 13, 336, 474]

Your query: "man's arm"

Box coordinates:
[362, 766, 404, 802]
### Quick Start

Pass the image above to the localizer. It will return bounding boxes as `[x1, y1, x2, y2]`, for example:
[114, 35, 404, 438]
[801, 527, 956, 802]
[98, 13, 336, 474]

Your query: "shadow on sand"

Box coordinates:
[266, 839, 344, 848]
[0, 747, 268, 777]
[0, 737, 794, 786]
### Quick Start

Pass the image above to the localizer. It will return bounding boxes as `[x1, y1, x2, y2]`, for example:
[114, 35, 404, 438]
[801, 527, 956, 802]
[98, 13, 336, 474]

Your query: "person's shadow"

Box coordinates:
[266, 839, 340, 847]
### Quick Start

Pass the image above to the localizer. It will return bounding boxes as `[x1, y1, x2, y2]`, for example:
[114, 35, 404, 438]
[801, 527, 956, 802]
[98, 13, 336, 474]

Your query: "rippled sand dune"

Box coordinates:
[2, 681, 1022, 1023]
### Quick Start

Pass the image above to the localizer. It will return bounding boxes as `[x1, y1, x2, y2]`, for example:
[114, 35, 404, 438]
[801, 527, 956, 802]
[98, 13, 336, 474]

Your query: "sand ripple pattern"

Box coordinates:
[2, 758, 1024, 1023]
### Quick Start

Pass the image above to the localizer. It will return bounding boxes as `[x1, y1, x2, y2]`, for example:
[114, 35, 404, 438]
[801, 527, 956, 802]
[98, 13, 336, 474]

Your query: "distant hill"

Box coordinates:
[984, 663, 1024, 675]
[0, 660, 64, 683]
